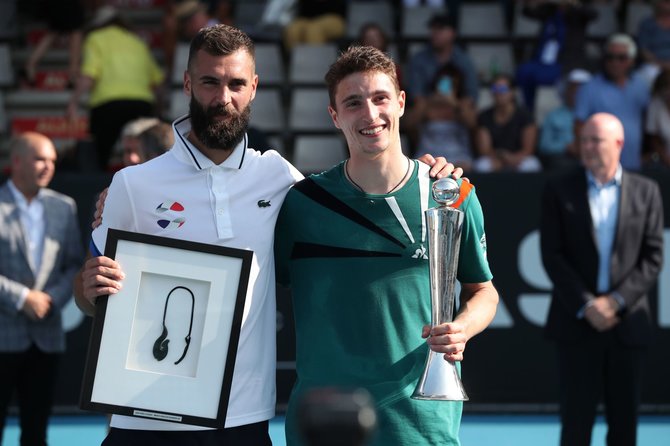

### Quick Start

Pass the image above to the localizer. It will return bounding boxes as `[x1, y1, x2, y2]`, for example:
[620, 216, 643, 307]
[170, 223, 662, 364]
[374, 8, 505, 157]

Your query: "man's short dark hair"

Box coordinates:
[324, 46, 400, 109]
[187, 24, 255, 70]
[427, 13, 455, 29]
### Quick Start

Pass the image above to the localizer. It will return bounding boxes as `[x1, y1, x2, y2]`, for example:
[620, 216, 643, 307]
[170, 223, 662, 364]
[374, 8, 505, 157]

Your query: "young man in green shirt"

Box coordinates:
[275, 46, 499, 445]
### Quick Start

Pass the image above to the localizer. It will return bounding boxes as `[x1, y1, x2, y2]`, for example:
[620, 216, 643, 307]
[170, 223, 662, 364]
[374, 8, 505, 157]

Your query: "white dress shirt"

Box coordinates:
[8, 180, 46, 309]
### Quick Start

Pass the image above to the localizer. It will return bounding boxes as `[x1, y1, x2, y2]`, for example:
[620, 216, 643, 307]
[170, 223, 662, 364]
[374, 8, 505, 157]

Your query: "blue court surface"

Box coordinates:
[2, 414, 669, 445]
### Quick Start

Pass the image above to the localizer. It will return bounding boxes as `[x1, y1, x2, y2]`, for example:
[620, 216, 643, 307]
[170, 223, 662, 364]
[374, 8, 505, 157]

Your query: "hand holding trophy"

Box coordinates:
[412, 177, 468, 401]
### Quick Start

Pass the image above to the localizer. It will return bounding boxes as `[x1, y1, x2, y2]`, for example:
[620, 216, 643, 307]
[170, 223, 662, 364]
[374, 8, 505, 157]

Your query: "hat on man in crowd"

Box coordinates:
[567, 68, 592, 84]
[175, 0, 208, 22]
[88, 5, 120, 29]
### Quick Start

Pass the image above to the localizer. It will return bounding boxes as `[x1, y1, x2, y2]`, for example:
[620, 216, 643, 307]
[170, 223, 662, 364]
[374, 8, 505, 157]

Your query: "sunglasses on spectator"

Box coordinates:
[491, 84, 510, 94]
[604, 53, 630, 62]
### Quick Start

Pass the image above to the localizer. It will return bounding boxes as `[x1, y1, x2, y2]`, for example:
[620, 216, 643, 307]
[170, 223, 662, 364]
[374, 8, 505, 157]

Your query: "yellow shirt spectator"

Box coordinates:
[81, 25, 164, 107]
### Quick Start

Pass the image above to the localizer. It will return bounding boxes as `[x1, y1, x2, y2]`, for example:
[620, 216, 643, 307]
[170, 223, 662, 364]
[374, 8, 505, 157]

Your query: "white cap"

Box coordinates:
[121, 117, 160, 138]
[567, 69, 592, 84]
[89, 6, 119, 28]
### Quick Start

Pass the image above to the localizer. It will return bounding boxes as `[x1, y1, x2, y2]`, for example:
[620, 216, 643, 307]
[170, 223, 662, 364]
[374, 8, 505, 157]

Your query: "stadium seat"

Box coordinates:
[4, 90, 73, 110]
[512, 4, 541, 38]
[401, 6, 446, 40]
[466, 42, 516, 83]
[235, 0, 268, 31]
[0, 45, 15, 87]
[288, 88, 334, 132]
[168, 89, 188, 121]
[476, 87, 493, 111]
[292, 135, 347, 175]
[458, 3, 507, 39]
[171, 43, 190, 87]
[255, 43, 285, 87]
[534, 85, 562, 126]
[250, 88, 284, 132]
[289, 44, 338, 85]
[267, 135, 285, 156]
[346, 1, 395, 40]
[625, 2, 654, 35]
[586, 4, 619, 38]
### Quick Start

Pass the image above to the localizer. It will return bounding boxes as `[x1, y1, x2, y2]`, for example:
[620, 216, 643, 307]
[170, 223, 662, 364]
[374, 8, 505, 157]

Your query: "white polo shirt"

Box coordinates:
[91, 115, 304, 430]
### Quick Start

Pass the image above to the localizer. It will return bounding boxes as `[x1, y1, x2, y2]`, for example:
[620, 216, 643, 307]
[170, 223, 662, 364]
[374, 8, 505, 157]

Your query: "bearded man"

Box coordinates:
[74, 24, 302, 446]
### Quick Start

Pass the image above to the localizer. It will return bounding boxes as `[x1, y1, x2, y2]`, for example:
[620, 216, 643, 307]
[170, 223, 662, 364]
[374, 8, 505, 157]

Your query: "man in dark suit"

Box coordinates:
[0, 132, 83, 446]
[540, 112, 664, 446]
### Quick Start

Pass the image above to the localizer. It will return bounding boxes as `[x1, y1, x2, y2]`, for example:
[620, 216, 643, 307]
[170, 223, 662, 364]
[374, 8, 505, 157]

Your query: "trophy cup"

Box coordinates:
[411, 177, 468, 401]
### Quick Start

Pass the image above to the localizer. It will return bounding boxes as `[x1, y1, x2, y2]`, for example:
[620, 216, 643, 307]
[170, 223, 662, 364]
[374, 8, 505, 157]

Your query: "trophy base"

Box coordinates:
[411, 351, 469, 401]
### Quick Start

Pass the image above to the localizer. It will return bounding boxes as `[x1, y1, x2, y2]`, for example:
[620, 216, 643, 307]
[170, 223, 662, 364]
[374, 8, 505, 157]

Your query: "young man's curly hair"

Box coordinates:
[324, 46, 400, 109]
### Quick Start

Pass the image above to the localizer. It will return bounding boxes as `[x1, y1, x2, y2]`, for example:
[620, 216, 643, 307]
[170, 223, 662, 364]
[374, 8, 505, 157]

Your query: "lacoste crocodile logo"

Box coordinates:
[257, 200, 271, 208]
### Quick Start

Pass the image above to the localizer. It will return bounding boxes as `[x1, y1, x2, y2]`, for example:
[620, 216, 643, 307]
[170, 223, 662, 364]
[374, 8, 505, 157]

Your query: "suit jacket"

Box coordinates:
[0, 181, 83, 353]
[540, 167, 664, 346]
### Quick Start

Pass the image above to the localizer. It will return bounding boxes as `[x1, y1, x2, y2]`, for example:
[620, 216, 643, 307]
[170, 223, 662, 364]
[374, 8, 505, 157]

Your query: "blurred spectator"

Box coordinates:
[538, 68, 591, 170]
[636, 0, 670, 85]
[405, 13, 478, 106]
[515, 0, 597, 109]
[644, 67, 670, 167]
[23, 0, 86, 87]
[540, 112, 663, 446]
[109, 117, 160, 170]
[256, 0, 297, 36]
[411, 63, 476, 171]
[208, 0, 234, 25]
[0, 132, 83, 446]
[574, 34, 650, 170]
[399, 0, 462, 23]
[112, 116, 261, 169]
[356, 22, 402, 87]
[137, 121, 174, 161]
[162, 0, 226, 77]
[404, 12, 478, 141]
[473, 74, 542, 172]
[283, 0, 347, 51]
[89, 119, 174, 235]
[109, 118, 174, 171]
[176, 0, 220, 40]
[67, 6, 164, 172]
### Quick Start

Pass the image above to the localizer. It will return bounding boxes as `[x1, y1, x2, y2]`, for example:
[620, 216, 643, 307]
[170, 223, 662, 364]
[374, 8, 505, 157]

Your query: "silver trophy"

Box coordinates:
[412, 177, 468, 401]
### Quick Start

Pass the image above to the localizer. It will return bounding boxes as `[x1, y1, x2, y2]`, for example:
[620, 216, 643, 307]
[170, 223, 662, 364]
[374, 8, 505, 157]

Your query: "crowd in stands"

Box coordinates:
[1, 0, 670, 174]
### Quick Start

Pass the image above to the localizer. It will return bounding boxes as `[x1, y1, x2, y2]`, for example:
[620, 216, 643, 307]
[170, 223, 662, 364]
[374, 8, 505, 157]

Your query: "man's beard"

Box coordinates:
[189, 96, 251, 150]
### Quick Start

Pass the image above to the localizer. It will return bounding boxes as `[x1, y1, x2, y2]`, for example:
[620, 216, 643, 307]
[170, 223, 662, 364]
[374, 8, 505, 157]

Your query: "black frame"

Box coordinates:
[80, 229, 252, 428]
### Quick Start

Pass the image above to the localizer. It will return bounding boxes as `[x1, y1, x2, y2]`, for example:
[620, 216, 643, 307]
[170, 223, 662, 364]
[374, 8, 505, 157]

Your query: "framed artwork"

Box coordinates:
[80, 229, 252, 428]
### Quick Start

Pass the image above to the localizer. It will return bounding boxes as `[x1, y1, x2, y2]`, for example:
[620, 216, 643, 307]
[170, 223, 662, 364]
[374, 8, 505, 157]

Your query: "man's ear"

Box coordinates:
[250, 73, 259, 102]
[183, 71, 191, 98]
[328, 105, 341, 129]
